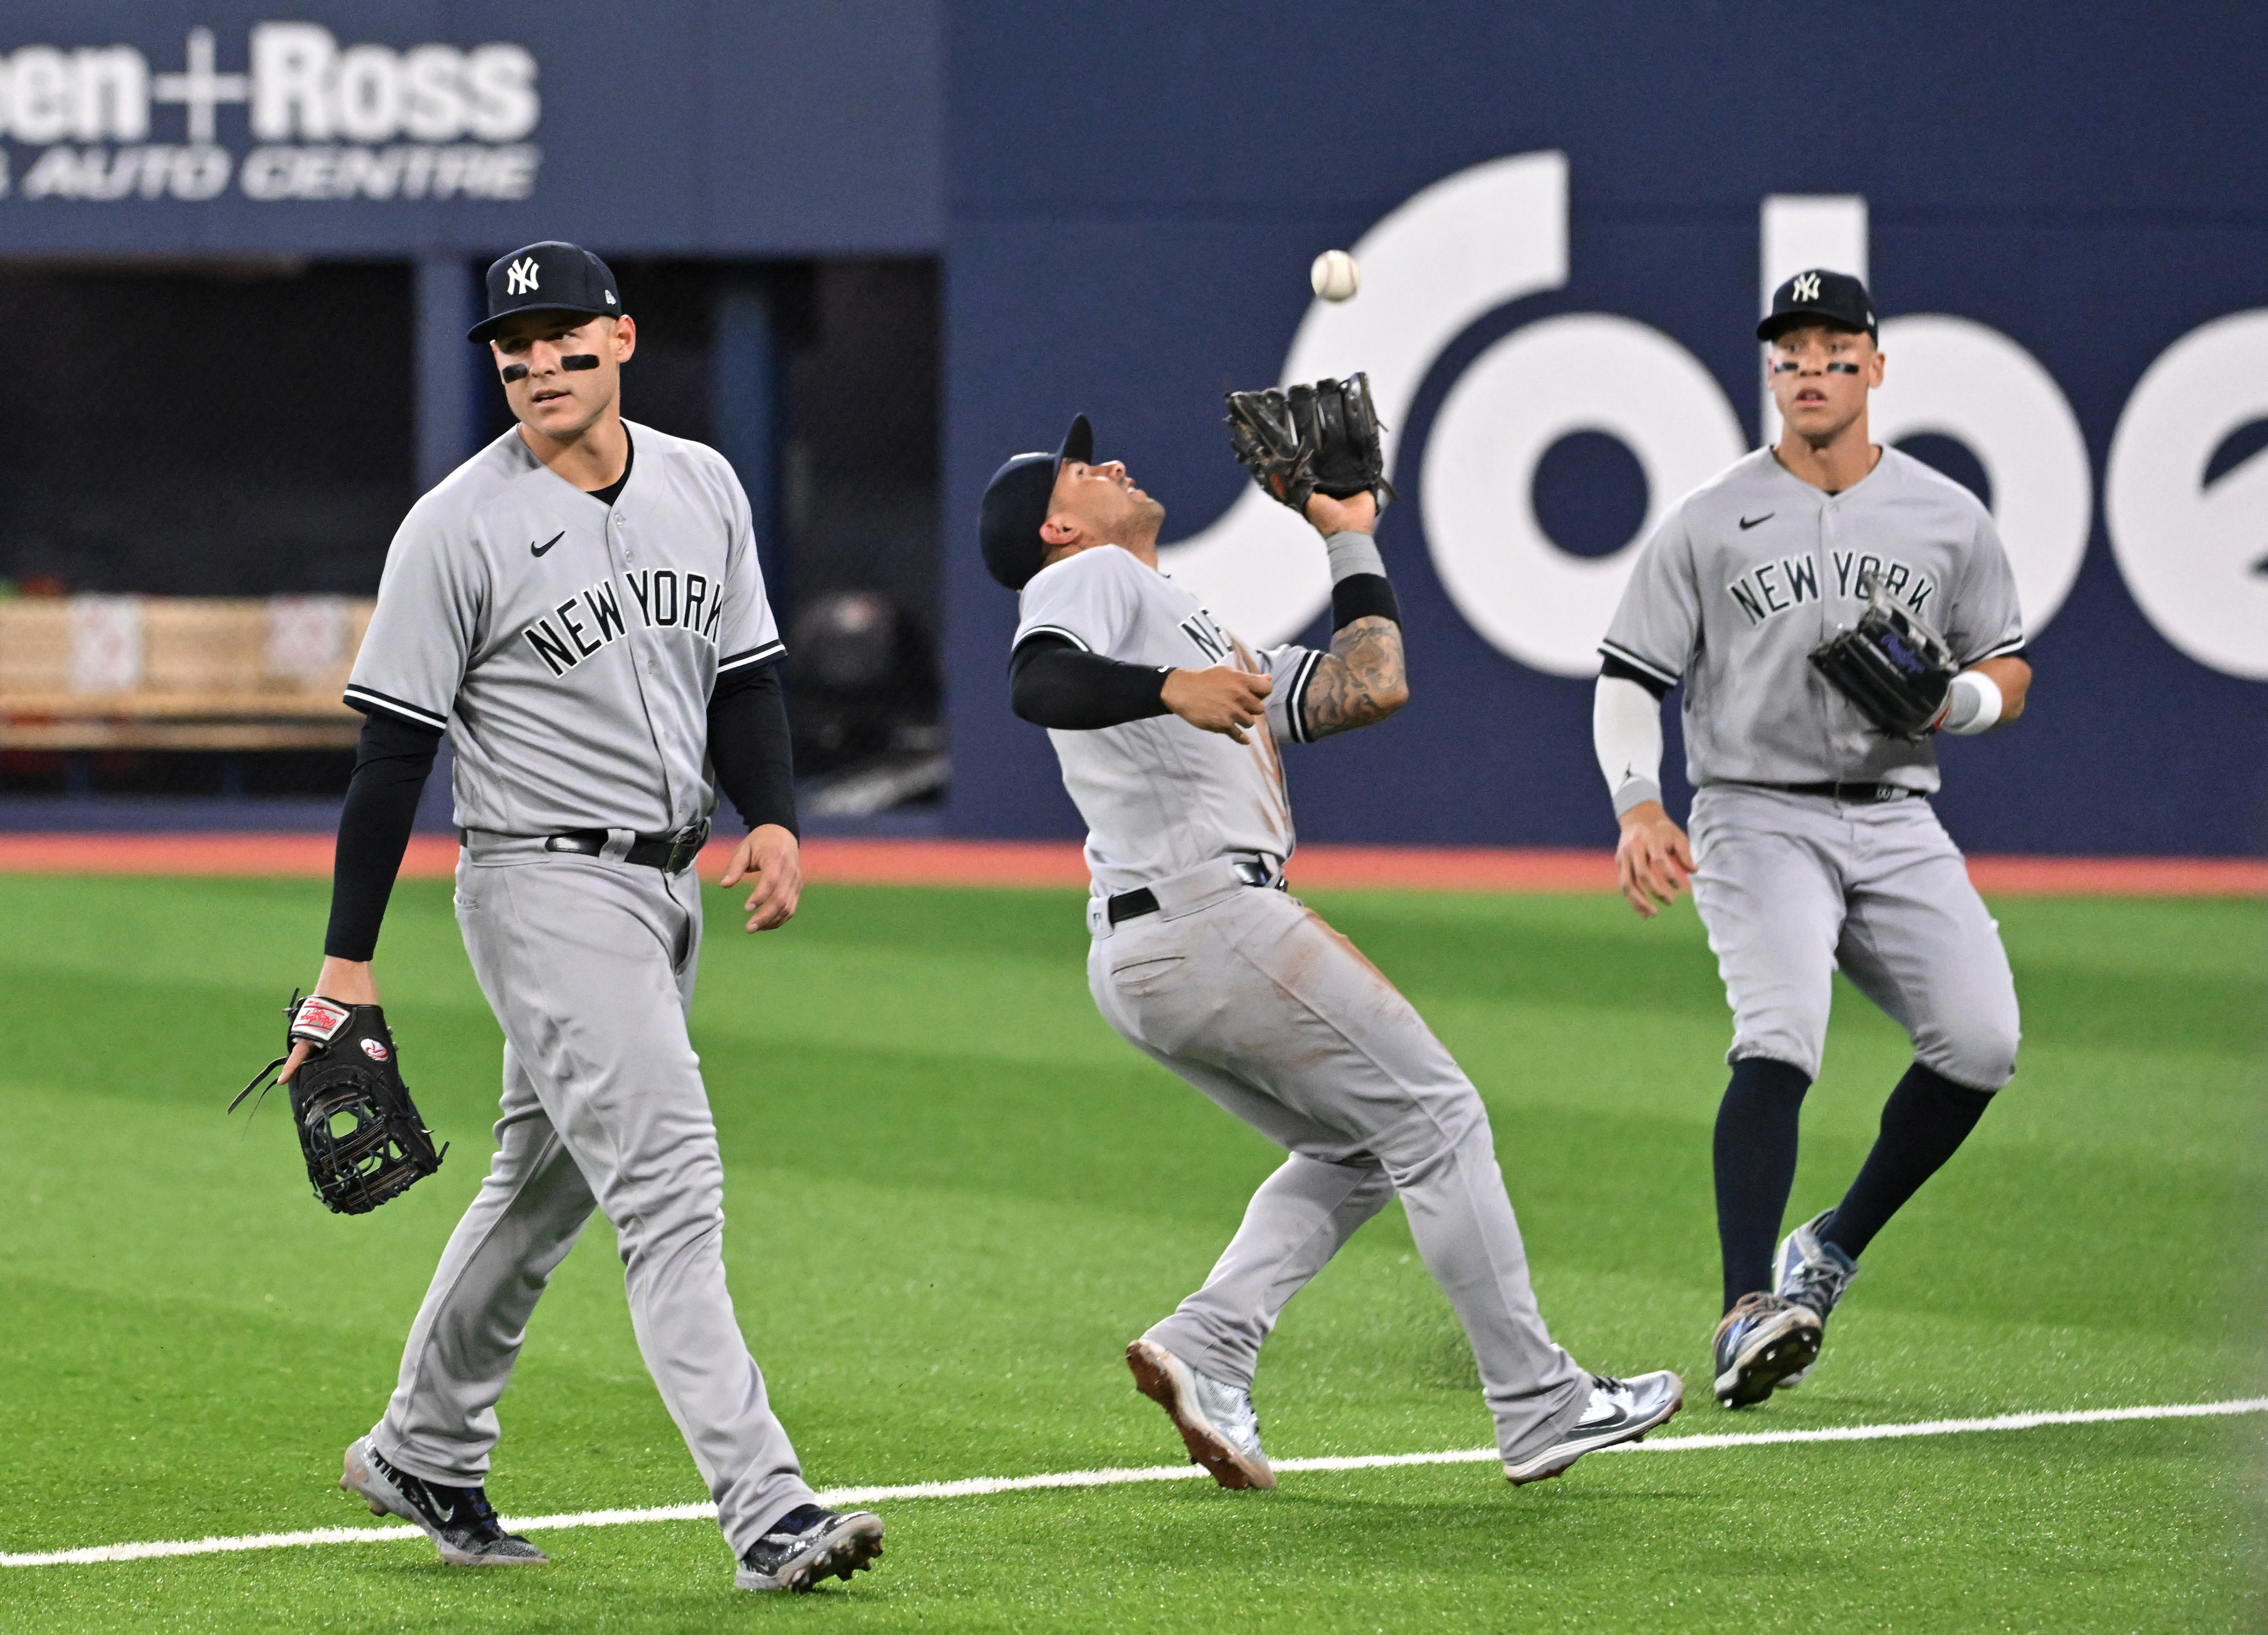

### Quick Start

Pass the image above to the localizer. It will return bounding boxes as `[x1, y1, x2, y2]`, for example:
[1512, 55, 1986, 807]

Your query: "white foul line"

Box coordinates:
[7, 1396, 2262, 1569]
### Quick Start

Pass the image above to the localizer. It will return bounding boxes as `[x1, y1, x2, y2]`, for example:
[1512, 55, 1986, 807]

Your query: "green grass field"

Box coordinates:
[0, 873, 2260, 1632]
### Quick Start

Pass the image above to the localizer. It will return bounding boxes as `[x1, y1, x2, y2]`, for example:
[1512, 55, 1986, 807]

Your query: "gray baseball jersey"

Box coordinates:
[346, 419, 783, 834]
[1013, 544, 1321, 894]
[1599, 446, 2024, 794]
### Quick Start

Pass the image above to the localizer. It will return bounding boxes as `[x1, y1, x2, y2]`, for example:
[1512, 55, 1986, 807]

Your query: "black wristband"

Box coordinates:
[1331, 572, 1400, 631]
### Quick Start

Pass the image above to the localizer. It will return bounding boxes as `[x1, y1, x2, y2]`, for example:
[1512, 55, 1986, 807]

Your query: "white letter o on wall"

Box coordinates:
[1421, 313, 1748, 677]
[2106, 309, 2268, 681]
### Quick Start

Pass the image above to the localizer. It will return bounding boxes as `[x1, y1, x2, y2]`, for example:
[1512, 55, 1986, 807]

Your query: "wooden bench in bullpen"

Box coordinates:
[0, 598, 376, 751]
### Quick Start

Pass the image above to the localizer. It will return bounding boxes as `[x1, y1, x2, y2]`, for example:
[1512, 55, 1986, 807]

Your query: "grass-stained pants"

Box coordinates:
[1089, 865, 1589, 1466]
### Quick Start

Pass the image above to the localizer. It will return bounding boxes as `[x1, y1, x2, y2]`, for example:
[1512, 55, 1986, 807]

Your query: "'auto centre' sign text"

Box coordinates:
[0, 23, 539, 202]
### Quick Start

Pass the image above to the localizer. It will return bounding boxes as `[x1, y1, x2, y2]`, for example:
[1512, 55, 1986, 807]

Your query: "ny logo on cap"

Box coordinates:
[507, 257, 540, 295]
[1791, 272, 1822, 303]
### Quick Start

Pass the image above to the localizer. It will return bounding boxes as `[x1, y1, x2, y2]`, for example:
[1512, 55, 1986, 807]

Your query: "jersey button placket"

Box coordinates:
[615, 511, 677, 818]
[615, 515, 653, 672]
[1816, 499, 1841, 761]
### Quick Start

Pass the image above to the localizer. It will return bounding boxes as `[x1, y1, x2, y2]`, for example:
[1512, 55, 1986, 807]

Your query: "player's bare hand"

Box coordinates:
[1163, 666, 1273, 744]
[1615, 801, 1696, 919]
[719, 823, 801, 931]
[1305, 489, 1378, 537]
[280, 957, 379, 1081]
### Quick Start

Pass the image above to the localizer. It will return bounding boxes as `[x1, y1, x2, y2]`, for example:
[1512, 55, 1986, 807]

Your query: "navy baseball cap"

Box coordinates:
[468, 240, 622, 343]
[1758, 268, 1877, 344]
[979, 414, 1093, 590]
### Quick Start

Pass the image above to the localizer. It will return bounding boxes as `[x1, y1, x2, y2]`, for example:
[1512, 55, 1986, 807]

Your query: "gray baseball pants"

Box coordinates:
[370, 841, 814, 1554]
[1689, 784, 2020, 1090]
[1088, 862, 1590, 1465]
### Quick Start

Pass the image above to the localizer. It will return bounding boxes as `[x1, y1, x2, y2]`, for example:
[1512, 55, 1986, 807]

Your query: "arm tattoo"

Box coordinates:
[1301, 615, 1409, 739]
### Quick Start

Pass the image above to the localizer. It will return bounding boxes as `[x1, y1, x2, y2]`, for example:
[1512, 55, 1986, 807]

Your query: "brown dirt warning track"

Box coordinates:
[0, 834, 2259, 896]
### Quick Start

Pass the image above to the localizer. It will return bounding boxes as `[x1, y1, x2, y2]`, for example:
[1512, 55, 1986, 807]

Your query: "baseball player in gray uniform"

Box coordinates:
[278, 241, 884, 1592]
[980, 415, 1683, 1491]
[1594, 270, 2033, 1408]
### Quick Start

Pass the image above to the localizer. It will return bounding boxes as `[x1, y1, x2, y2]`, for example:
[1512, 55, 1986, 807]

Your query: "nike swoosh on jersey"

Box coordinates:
[1738, 513, 1774, 530]
[530, 531, 565, 557]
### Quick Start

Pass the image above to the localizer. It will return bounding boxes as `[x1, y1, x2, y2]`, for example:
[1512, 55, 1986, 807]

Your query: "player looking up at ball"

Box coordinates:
[277, 241, 883, 1592]
[1594, 269, 2032, 1408]
[981, 404, 1683, 1492]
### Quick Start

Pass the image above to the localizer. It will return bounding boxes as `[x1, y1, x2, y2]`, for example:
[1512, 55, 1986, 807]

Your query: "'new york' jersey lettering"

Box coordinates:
[523, 571, 732, 677]
[1600, 446, 2024, 792]
[1725, 551, 1940, 629]
[1178, 609, 1232, 664]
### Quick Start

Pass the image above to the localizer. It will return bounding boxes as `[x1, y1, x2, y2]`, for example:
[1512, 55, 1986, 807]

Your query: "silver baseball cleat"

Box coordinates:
[1711, 1291, 1823, 1407]
[1772, 1209, 1860, 1388]
[1126, 1335, 1275, 1489]
[1503, 1370, 1684, 1485]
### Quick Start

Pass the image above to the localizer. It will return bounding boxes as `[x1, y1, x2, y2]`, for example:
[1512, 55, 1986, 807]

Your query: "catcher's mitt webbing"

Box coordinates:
[1224, 372, 1393, 514]
[231, 993, 447, 1215]
[1806, 567, 1958, 741]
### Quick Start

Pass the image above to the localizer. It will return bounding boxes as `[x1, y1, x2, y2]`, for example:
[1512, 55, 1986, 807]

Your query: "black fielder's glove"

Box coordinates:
[1808, 567, 1960, 741]
[1224, 371, 1394, 514]
[231, 993, 446, 1215]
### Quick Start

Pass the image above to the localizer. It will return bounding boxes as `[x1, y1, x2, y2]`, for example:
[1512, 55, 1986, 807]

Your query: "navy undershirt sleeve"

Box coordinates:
[1009, 635, 1172, 730]
[324, 708, 443, 961]
[707, 661, 798, 835]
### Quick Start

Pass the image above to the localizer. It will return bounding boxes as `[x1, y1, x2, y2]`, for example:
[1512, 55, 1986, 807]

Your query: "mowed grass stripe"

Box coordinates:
[9, 1397, 2262, 1569]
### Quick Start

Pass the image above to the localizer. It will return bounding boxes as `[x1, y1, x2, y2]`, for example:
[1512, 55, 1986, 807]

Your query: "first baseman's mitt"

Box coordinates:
[231, 993, 446, 1215]
[1224, 371, 1393, 514]
[1808, 567, 1959, 741]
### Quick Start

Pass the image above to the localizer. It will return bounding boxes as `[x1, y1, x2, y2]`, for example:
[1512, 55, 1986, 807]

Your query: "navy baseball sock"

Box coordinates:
[1713, 1057, 1812, 1313]
[1820, 1063, 1995, 1260]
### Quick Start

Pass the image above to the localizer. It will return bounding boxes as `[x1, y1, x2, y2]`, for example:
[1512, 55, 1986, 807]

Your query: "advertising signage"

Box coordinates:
[0, 1, 943, 255]
[0, 24, 540, 204]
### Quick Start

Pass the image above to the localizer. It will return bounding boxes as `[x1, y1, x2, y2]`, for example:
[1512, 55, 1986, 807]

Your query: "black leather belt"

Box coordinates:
[1757, 781, 1921, 804]
[540, 819, 711, 874]
[1107, 858, 1277, 925]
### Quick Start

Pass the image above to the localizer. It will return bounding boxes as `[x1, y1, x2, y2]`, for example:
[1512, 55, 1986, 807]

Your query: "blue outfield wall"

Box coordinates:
[0, 2, 2258, 853]
[939, 1, 2268, 856]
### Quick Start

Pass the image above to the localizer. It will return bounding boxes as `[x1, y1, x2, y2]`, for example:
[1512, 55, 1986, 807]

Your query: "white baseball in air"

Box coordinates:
[1310, 249, 1361, 302]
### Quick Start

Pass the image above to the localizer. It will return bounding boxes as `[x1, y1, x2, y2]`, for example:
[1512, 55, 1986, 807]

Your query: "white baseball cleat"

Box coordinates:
[1126, 1336, 1276, 1489]
[1503, 1370, 1685, 1485]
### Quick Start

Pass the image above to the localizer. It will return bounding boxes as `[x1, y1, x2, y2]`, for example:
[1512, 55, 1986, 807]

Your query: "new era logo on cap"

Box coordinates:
[469, 241, 623, 343]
